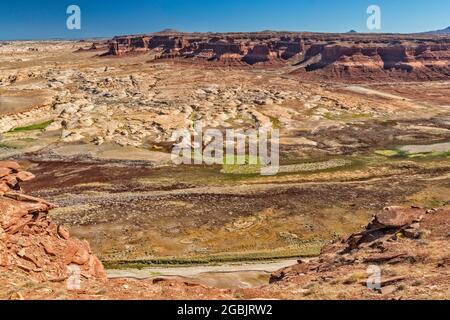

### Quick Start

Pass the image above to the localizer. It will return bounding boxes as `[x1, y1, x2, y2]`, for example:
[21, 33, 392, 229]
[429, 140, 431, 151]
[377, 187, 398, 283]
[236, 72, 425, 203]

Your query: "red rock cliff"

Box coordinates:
[0, 161, 106, 283]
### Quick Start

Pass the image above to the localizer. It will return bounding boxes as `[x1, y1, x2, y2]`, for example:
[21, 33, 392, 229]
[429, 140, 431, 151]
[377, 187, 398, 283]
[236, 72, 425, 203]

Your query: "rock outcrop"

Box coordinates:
[104, 33, 305, 66]
[296, 43, 450, 81]
[0, 161, 106, 283]
[269, 205, 449, 291]
[99, 31, 450, 81]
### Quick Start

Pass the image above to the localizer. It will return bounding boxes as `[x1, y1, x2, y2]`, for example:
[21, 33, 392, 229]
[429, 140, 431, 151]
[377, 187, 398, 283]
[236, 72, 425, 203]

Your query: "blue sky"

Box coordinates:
[0, 0, 449, 40]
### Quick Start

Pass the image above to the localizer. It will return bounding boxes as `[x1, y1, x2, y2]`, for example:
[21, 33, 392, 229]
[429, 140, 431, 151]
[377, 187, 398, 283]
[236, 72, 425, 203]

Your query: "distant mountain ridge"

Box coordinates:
[422, 26, 450, 35]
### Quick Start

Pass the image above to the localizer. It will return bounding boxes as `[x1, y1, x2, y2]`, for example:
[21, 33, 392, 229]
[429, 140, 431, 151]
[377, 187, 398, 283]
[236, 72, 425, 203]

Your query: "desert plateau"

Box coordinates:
[0, 28, 449, 301]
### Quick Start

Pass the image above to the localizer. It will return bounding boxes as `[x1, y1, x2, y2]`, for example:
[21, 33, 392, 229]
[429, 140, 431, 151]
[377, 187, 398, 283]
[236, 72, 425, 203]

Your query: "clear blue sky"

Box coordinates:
[1, 0, 449, 40]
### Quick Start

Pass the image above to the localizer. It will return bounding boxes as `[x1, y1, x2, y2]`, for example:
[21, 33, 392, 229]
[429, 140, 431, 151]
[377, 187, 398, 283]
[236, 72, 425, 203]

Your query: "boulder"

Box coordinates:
[15, 171, 36, 182]
[0, 161, 21, 170]
[370, 206, 424, 229]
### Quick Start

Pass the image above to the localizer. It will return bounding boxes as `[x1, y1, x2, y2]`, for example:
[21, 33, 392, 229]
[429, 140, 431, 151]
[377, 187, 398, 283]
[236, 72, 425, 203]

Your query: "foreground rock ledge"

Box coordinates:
[0, 161, 106, 283]
[266, 205, 449, 299]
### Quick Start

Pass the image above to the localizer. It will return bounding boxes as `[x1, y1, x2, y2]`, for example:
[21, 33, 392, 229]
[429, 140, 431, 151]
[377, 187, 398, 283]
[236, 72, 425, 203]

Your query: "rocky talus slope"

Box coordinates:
[263, 206, 450, 299]
[0, 161, 106, 283]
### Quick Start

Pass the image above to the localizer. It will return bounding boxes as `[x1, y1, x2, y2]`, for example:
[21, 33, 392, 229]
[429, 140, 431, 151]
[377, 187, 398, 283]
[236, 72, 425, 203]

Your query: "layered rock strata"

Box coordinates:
[0, 161, 106, 282]
[102, 32, 450, 80]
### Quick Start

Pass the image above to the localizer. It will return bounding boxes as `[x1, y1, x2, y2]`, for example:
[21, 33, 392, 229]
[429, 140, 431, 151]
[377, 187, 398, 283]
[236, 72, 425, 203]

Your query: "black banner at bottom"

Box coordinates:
[0, 299, 442, 319]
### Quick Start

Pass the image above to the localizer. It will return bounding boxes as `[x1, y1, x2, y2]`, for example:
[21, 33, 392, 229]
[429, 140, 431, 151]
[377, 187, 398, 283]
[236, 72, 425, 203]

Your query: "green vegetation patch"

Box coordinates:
[221, 157, 352, 176]
[103, 245, 322, 270]
[407, 151, 450, 159]
[375, 149, 404, 157]
[221, 155, 262, 175]
[268, 116, 282, 129]
[324, 112, 371, 122]
[0, 143, 15, 149]
[375, 148, 450, 159]
[9, 120, 53, 132]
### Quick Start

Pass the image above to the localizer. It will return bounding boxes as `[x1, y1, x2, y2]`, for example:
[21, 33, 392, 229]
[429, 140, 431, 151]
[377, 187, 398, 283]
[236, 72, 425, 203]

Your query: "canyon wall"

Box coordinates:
[297, 42, 450, 81]
[106, 34, 305, 65]
[100, 32, 450, 81]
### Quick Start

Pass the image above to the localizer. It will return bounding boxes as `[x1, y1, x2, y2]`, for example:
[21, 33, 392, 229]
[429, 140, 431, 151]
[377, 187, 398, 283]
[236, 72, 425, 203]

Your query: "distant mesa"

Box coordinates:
[156, 28, 181, 34]
[347, 30, 358, 34]
[98, 31, 450, 82]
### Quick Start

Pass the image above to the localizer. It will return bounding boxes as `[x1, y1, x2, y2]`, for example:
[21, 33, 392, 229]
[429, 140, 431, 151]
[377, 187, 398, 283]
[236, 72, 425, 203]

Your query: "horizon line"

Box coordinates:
[2, 26, 449, 42]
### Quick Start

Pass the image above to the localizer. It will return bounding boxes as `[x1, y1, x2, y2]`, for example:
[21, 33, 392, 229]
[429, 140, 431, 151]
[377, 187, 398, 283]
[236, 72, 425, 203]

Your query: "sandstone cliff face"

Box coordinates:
[100, 32, 450, 81]
[0, 161, 106, 283]
[297, 43, 450, 81]
[243, 44, 278, 64]
[105, 33, 303, 65]
[277, 38, 305, 59]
